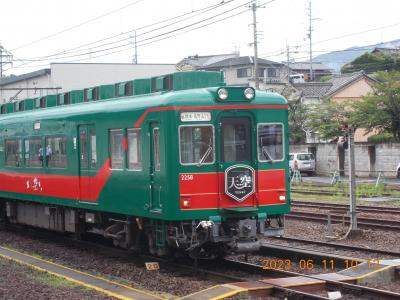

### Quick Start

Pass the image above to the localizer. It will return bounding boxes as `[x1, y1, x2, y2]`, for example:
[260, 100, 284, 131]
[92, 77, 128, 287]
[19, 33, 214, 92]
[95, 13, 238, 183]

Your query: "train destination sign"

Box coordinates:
[180, 112, 211, 122]
[225, 165, 255, 202]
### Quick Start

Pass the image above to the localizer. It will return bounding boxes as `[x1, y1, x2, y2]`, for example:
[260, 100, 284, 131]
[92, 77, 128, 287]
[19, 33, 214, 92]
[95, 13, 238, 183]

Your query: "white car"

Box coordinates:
[289, 152, 316, 176]
[397, 163, 400, 178]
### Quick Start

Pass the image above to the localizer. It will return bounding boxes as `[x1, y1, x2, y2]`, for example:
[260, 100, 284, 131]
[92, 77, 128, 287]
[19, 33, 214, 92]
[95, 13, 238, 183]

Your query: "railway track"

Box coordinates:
[293, 200, 400, 214]
[291, 189, 397, 198]
[270, 236, 400, 258]
[4, 225, 400, 299]
[287, 210, 400, 231]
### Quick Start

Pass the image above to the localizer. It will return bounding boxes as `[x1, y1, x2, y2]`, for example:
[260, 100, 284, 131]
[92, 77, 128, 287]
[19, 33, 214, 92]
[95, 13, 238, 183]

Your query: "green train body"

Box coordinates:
[0, 71, 290, 258]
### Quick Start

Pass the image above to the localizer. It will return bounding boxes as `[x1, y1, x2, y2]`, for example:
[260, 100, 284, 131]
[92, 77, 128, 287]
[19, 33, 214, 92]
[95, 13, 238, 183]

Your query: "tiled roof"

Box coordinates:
[293, 71, 377, 98]
[201, 56, 283, 69]
[0, 69, 50, 86]
[325, 71, 376, 96]
[293, 82, 332, 98]
[177, 54, 238, 68]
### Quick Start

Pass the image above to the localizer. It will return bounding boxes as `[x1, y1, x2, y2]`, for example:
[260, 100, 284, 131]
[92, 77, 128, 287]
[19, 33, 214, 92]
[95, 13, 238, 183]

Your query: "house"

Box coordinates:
[294, 71, 377, 142]
[288, 62, 333, 82]
[0, 63, 176, 103]
[198, 56, 288, 91]
[176, 53, 239, 71]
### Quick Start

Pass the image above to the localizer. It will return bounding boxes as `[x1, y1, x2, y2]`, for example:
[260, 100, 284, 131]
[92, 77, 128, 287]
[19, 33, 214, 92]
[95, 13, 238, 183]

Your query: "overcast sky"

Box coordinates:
[1, 0, 399, 76]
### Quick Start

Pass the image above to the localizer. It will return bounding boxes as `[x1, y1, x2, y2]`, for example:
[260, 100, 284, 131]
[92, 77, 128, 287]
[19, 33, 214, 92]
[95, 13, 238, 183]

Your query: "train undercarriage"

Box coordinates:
[0, 200, 284, 259]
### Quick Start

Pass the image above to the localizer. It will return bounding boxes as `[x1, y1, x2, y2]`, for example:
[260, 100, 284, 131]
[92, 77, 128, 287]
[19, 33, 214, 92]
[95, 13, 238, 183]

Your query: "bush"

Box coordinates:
[367, 133, 396, 143]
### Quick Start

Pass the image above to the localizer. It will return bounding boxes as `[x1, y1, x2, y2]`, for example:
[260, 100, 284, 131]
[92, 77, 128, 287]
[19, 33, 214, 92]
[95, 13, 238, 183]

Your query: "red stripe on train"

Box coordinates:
[179, 169, 287, 209]
[0, 159, 111, 201]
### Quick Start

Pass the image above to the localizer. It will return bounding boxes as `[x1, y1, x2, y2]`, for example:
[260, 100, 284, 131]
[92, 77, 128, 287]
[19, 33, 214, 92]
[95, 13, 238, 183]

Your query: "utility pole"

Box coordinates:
[0, 44, 13, 79]
[131, 30, 138, 64]
[286, 43, 291, 82]
[307, 0, 313, 82]
[251, 0, 259, 89]
[348, 127, 360, 237]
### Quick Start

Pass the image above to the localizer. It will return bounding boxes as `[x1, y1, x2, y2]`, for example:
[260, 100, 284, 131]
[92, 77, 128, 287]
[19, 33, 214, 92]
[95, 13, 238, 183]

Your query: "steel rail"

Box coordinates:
[292, 200, 400, 214]
[287, 211, 400, 231]
[270, 236, 400, 257]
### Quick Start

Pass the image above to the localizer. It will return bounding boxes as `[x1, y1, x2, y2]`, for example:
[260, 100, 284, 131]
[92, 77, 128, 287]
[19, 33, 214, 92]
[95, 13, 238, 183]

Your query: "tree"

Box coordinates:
[341, 52, 400, 73]
[306, 100, 352, 141]
[351, 71, 400, 141]
[281, 85, 307, 144]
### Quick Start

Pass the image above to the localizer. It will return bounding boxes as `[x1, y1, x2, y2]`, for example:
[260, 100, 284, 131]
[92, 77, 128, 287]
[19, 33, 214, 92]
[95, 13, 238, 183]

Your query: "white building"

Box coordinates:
[0, 63, 176, 103]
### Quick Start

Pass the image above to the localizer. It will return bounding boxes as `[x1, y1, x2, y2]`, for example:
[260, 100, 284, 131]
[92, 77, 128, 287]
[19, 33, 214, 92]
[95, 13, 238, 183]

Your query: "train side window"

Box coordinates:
[257, 123, 284, 161]
[90, 127, 97, 169]
[153, 128, 160, 171]
[25, 138, 43, 167]
[127, 128, 142, 170]
[5, 139, 22, 167]
[46, 136, 67, 168]
[179, 125, 214, 165]
[110, 129, 124, 169]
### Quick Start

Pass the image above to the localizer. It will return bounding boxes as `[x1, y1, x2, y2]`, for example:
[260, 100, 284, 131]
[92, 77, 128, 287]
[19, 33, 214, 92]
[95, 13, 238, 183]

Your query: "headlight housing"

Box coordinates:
[217, 88, 228, 100]
[244, 87, 255, 100]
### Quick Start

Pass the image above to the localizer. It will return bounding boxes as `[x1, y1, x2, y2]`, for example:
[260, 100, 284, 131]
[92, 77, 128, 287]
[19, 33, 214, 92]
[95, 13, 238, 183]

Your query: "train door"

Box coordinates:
[78, 124, 97, 201]
[149, 122, 162, 213]
[217, 116, 257, 207]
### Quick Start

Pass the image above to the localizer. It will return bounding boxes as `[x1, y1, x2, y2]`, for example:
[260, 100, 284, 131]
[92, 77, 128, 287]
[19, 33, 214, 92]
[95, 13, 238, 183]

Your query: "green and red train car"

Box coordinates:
[0, 71, 290, 258]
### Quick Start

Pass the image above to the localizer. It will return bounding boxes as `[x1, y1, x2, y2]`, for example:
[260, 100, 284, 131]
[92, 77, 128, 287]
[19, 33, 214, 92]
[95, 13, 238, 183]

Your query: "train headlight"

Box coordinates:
[217, 88, 228, 100]
[181, 197, 191, 208]
[244, 87, 255, 100]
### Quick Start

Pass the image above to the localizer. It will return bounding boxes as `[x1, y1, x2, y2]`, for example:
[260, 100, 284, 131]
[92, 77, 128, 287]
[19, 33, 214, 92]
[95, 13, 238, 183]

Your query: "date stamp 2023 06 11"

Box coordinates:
[261, 258, 381, 272]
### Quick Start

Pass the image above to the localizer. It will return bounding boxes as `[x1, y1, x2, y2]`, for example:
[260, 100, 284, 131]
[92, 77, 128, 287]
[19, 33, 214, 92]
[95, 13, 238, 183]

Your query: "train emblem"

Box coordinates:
[225, 165, 255, 202]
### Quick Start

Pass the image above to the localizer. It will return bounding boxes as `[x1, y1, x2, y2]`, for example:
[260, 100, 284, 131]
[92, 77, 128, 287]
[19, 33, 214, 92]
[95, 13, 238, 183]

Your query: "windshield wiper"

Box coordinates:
[197, 144, 213, 166]
[262, 146, 274, 162]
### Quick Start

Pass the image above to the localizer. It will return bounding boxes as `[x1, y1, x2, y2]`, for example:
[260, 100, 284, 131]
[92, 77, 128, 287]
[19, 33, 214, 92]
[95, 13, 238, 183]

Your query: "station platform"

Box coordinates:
[0, 245, 163, 300]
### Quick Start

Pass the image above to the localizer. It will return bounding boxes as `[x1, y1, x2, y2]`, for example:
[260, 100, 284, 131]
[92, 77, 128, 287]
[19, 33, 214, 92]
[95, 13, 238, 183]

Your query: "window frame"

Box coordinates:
[257, 122, 285, 163]
[220, 117, 252, 163]
[237, 67, 251, 78]
[5, 138, 23, 167]
[24, 136, 44, 168]
[45, 135, 68, 169]
[153, 127, 160, 172]
[126, 128, 142, 171]
[178, 124, 215, 166]
[109, 128, 125, 170]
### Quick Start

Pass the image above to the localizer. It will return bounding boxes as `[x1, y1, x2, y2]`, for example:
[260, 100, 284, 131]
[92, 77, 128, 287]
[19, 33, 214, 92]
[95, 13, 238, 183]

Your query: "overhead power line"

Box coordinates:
[6, 5, 253, 70]
[11, 0, 147, 51]
[6, 0, 243, 72]
[6, 0, 251, 71]
[16, 0, 232, 62]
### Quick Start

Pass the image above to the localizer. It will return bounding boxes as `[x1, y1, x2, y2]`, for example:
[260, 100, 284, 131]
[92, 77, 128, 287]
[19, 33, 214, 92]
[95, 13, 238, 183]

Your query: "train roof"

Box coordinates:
[0, 71, 287, 124]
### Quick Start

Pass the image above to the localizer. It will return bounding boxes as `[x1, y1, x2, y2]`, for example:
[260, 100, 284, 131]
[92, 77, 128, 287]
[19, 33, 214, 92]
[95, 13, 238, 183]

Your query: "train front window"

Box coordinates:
[258, 123, 284, 161]
[179, 125, 214, 165]
[221, 117, 251, 162]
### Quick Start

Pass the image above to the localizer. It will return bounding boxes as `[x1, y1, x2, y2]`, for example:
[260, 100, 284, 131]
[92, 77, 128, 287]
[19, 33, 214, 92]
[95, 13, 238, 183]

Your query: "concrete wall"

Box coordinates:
[51, 63, 176, 92]
[290, 143, 400, 178]
[0, 63, 177, 103]
[0, 73, 52, 102]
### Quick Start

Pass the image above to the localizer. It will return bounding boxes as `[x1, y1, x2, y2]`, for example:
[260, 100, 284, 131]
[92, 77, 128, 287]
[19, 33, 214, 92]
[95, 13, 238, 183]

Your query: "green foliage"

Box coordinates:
[288, 100, 307, 144]
[320, 75, 333, 82]
[367, 133, 396, 143]
[333, 182, 385, 198]
[341, 52, 400, 73]
[306, 100, 353, 140]
[351, 71, 400, 141]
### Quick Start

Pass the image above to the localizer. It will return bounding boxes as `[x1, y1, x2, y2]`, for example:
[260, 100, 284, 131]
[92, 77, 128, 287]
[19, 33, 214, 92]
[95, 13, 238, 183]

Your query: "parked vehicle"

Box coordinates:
[289, 153, 316, 176]
[397, 163, 400, 178]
